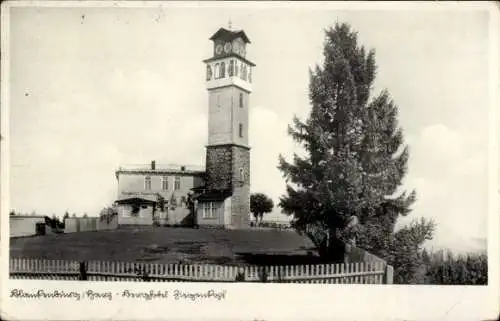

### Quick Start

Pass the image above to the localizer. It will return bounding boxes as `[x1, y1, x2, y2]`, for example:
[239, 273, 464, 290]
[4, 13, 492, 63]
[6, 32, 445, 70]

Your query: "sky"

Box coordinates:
[7, 4, 492, 252]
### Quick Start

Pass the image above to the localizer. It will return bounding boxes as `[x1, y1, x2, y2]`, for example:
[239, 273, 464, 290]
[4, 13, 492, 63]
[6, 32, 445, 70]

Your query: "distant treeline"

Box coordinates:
[9, 210, 89, 218]
[419, 249, 487, 285]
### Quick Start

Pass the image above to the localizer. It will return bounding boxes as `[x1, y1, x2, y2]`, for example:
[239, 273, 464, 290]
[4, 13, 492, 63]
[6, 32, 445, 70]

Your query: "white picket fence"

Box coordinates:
[9, 257, 393, 284]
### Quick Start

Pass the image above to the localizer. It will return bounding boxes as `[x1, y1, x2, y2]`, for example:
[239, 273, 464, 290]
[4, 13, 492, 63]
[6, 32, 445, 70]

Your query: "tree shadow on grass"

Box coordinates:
[235, 252, 327, 266]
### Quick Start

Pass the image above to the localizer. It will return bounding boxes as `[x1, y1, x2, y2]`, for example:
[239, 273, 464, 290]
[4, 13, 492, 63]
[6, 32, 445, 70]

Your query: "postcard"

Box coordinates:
[1, 1, 498, 320]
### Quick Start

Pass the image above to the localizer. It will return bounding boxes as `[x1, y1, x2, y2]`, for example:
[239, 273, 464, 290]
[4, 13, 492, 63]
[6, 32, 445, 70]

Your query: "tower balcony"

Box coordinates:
[204, 55, 254, 93]
[206, 75, 252, 93]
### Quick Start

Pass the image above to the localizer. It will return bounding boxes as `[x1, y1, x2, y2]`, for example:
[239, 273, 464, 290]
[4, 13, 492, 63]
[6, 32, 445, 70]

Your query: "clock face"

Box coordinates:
[224, 42, 232, 54]
[215, 44, 223, 55]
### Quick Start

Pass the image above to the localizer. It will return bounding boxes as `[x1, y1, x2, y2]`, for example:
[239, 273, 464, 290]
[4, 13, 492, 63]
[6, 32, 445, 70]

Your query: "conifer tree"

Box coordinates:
[278, 22, 434, 274]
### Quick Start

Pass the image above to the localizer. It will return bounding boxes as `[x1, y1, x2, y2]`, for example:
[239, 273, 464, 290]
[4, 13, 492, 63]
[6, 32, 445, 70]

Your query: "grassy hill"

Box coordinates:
[10, 226, 316, 265]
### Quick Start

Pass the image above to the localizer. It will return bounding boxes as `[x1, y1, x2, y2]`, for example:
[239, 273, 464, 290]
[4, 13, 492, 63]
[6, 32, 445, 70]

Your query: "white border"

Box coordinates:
[1, 1, 499, 321]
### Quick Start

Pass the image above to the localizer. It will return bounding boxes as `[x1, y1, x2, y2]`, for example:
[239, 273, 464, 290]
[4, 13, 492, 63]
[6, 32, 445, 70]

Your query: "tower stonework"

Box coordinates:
[203, 27, 254, 229]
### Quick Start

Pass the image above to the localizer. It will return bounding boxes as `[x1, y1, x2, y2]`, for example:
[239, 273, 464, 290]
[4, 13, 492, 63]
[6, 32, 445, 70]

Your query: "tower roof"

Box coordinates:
[209, 28, 251, 44]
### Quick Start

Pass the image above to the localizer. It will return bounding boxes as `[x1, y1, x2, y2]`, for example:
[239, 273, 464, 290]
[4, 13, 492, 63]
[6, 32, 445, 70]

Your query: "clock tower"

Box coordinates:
[200, 27, 255, 229]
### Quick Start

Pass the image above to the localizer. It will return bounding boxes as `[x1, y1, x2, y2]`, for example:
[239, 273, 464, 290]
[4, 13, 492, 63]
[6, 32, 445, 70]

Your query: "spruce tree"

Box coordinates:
[278, 22, 434, 273]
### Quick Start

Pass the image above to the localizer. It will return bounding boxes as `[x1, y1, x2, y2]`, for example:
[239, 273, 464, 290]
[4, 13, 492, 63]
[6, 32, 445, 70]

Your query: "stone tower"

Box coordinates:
[203, 27, 255, 228]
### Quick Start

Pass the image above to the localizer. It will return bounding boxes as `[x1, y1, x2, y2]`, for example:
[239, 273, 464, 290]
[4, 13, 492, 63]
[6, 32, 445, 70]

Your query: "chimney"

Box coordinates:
[151, 160, 156, 170]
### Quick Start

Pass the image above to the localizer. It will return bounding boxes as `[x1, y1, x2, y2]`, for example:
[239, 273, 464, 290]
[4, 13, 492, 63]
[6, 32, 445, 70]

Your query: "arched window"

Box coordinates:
[241, 64, 247, 81]
[206, 65, 212, 81]
[228, 60, 234, 77]
[214, 63, 220, 79]
[220, 62, 225, 79]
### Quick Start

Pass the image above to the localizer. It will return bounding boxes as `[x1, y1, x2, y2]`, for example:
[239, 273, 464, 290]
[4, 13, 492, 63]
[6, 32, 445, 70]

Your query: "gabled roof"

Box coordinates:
[202, 54, 256, 67]
[115, 164, 205, 178]
[10, 215, 46, 219]
[115, 197, 157, 205]
[209, 28, 251, 43]
[197, 189, 232, 201]
[191, 186, 206, 192]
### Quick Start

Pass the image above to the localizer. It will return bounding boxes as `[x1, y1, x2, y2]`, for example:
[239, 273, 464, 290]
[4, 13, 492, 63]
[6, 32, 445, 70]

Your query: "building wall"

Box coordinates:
[65, 218, 81, 233]
[197, 200, 225, 227]
[208, 86, 249, 147]
[116, 171, 203, 226]
[64, 216, 118, 233]
[205, 145, 233, 191]
[117, 204, 153, 225]
[230, 146, 250, 228]
[208, 87, 233, 145]
[230, 87, 249, 147]
[117, 172, 203, 202]
[204, 145, 250, 229]
[230, 185, 250, 228]
[223, 197, 232, 228]
[96, 216, 118, 230]
[10, 216, 45, 237]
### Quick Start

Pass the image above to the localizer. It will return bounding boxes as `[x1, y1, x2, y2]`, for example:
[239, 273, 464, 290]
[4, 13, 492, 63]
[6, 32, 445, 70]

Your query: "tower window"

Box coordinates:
[144, 176, 151, 190]
[162, 176, 168, 191]
[228, 60, 234, 77]
[239, 93, 243, 108]
[239, 123, 243, 138]
[241, 64, 247, 81]
[235, 62, 239, 76]
[174, 176, 181, 190]
[239, 168, 244, 181]
[248, 67, 252, 83]
[214, 63, 220, 80]
[220, 62, 225, 79]
[206, 65, 212, 81]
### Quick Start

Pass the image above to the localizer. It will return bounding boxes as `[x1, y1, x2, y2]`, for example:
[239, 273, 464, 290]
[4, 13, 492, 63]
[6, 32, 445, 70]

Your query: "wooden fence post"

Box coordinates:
[384, 264, 394, 284]
[235, 267, 245, 282]
[79, 261, 87, 281]
[259, 266, 268, 283]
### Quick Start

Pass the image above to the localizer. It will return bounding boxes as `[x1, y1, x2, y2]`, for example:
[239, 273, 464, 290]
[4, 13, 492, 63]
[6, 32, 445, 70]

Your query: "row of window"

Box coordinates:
[119, 201, 219, 219]
[201, 202, 219, 219]
[144, 169, 246, 192]
[144, 176, 181, 191]
[206, 60, 252, 82]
